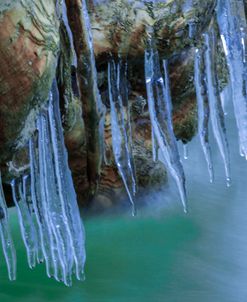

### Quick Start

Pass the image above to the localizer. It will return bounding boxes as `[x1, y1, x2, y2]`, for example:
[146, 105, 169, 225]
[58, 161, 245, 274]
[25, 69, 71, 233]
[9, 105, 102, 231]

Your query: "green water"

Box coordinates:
[1, 94, 247, 301]
[0, 208, 199, 302]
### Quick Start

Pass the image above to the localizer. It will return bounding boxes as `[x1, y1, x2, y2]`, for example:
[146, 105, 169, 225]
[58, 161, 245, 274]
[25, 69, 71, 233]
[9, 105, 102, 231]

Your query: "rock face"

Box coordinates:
[0, 0, 217, 208]
[89, 0, 215, 58]
[0, 0, 59, 163]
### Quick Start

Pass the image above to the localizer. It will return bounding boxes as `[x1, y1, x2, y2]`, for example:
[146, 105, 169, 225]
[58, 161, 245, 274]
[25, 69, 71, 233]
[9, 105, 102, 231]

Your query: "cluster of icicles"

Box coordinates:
[109, 0, 247, 215]
[0, 0, 246, 285]
[0, 82, 85, 286]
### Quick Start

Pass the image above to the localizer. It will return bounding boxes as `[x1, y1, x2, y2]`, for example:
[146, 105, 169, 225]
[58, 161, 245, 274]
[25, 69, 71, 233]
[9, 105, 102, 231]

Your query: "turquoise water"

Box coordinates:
[1, 94, 247, 301]
[0, 209, 198, 302]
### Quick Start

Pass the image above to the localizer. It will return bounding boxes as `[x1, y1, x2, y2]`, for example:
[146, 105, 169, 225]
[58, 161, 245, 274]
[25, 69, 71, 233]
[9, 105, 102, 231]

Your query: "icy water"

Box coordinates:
[1, 93, 247, 301]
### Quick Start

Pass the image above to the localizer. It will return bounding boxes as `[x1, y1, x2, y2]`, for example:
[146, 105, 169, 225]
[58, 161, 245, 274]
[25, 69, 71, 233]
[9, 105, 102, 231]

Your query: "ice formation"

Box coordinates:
[29, 81, 85, 285]
[144, 46, 187, 212]
[80, 0, 106, 165]
[108, 59, 137, 216]
[0, 81, 86, 286]
[11, 176, 38, 269]
[0, 0, 247, 286]
[194, 48, 214, 183]
[204, 28, 231, 186]
[183, 144, 189, 160]
[217, 0, 247, 159]
[0, 174, 16, 281]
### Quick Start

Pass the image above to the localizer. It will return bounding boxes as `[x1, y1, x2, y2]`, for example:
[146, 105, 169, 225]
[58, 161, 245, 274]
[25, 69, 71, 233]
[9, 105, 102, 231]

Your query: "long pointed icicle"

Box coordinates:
[194, 48, 214, 183]
[29, 137, 56, 278]
[0, 173, 16, 281]
[119, 60, 137, 198]
[204, 28, 231, 186]
[48, 81, 86, 282]
[145, 47, 188, 212]
[37, 115, 61, 281]
[11, 177, 37, 269]
[37, 113, 71, 285]
[108, 59, 137, 216]
[217, 0, 247, 159]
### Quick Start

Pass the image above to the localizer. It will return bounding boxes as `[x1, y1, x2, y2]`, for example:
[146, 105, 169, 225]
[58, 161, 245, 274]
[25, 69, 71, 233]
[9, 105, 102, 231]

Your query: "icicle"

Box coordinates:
[37, 115, 62, 282]
[61, 0, 77, 67]
[48, 81, 86, 282]
[22, 174, 44, 264]
[108, 59, 137, 216]
[0, 173, 16, 281]
[220, 84, 231, 116]
[183, 144, 188, 160]
[119, 60, 137, 199]
[81, 0, 106, 169]
[182, 0, 196, 39]
[11, 177, 37, 269]
[100, 103, 107, 166]
[144, 46, 188, 213]
[194, 48, 214, 183]
[28, 80, 86, 285]
[151, 127, 159, 162]
[217, 0, 247, 159]
[29, 137, 56, 278]
[204, 28, 231, 187]
[37, 113, 72, 285]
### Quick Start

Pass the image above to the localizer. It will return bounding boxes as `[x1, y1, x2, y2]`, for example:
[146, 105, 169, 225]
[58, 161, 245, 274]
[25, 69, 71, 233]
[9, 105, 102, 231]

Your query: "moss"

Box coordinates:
[173, 97, 197, 143]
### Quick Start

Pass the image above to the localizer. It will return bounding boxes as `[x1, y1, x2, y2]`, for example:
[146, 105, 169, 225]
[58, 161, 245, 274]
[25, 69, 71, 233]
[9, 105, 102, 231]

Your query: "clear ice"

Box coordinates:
[11, 177, 38, 269]
[183, 144, 189, 160]
[217, 0, 247, 159]
[48, 82, 86, 282]
[0, 173, 16, 281]
[108, 59, 137, 216]
[26, 81, 86, 285]
[194, 48, 214, 183]
[203, 28, 231, 186]
[144, 46, 187, 212]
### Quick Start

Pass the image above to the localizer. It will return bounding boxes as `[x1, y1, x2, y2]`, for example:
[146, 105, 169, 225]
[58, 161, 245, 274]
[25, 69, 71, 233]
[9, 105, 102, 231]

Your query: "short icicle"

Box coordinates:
[204, 28, 231, 186]
[144, 46, 188, 213]
[108, 59, 137, 216]
[183, 144, 189, 160]
[152, 128, 159, 162]
[194, 48, 214, 183]
[0, 173, 16, 281]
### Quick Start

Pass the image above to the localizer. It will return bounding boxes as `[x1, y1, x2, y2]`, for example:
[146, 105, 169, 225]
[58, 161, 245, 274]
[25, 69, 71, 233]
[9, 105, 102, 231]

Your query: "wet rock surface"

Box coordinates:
[0, 0, 218, 208]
